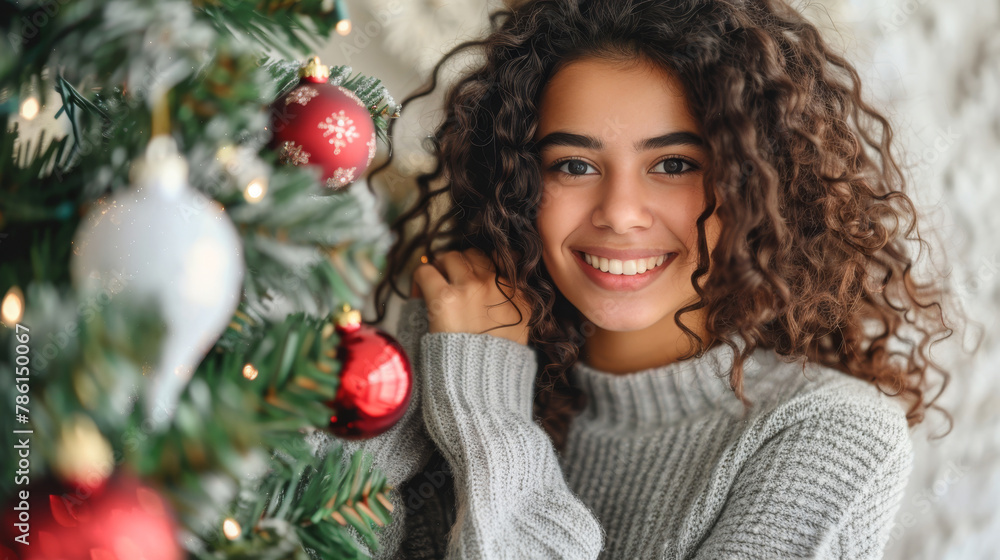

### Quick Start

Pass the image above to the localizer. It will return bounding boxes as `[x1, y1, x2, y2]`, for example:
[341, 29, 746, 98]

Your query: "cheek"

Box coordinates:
[535, 183, 581, 250]
[657, 186, 707, 245]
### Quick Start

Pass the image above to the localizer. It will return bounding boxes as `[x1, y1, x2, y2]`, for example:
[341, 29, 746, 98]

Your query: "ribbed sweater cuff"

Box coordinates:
[420, 332, 538, 422]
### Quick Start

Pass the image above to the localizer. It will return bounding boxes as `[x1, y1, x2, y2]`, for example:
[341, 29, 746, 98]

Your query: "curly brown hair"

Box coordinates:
[367, 0, 960, 452]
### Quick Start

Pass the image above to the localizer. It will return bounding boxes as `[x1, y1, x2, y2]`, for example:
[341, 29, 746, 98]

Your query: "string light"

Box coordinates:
[2, 286, 24, 326]
[19, 97, 39, 120]
[334, 0, 351, 35]
[243, 178, 267, 203]
[222, 517, 241, 540]
[242, 363, 258, 380]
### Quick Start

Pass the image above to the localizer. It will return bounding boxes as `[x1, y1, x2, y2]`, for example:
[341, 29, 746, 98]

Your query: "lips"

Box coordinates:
[573, 250, 677, 292]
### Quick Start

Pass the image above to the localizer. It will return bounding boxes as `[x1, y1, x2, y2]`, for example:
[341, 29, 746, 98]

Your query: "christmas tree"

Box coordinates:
[0, 0, 412, 557]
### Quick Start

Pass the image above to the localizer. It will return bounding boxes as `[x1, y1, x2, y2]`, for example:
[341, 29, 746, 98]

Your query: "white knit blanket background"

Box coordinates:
[812, 1, 1000, 558]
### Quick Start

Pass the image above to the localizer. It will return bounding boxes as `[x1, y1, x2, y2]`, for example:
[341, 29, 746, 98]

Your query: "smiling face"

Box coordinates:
[533, 56, 721, 372]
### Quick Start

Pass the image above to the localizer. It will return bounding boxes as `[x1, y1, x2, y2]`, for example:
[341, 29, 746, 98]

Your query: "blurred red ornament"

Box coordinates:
[327, 305, 412, 439]
[268, 57, 377, 190]
[1, 473, 182, 560]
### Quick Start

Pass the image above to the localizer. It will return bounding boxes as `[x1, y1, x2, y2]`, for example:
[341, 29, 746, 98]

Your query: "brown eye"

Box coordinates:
[653, 157, 697, 176]
[553, 159, 596, 176]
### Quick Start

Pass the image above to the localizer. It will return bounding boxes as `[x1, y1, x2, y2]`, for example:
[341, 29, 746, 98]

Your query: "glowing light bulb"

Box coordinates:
[19, 97, 39, 120]
[336, 19, 352, 36]
[242, 363, 258, 380]
[243, 178, 267, 203]
[1, 286, 24, 326]
[223, 518, 241, 540]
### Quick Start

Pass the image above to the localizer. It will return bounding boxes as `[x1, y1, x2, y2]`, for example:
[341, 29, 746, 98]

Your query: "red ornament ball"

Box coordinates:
[1, 473, 182, 560]
[327, 307, 413, 439]
[269, 66, 377, 190]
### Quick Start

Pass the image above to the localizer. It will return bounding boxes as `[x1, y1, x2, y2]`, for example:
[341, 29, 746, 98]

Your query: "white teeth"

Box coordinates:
[582, 252, 672, 276]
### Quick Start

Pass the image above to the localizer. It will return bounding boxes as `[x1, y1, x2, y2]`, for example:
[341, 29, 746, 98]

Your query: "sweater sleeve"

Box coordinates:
[417, 307, 605, 559]
[690, 392, 914, 560]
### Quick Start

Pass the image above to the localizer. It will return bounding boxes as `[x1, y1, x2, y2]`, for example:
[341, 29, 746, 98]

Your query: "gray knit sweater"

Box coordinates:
[309, 297, 913, 559]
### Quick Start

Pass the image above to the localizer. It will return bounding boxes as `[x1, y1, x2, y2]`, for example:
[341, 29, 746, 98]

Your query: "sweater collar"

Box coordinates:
[570, 335, 768, 428]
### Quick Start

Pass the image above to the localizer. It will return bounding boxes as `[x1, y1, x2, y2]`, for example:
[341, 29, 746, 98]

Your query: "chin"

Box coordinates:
[573, 297, 668, 333]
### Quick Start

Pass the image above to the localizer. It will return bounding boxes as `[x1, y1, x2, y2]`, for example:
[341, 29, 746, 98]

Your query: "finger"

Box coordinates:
[409, 277, 423, 299]
[437, 250, 476, 284]
[412, 262, 448, 298]
[463, 248, 496, 275]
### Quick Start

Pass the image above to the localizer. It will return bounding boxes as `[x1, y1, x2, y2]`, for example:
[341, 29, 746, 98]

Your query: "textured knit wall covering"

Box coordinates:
[807, 1, 1000, 558]
[324, 0, 1000, 556]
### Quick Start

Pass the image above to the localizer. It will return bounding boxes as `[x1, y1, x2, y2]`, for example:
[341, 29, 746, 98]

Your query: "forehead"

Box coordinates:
[535, 57, 699, 139]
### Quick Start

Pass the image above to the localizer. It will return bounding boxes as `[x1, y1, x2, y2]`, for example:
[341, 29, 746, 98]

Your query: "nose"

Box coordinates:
[591, 169, 653, 234]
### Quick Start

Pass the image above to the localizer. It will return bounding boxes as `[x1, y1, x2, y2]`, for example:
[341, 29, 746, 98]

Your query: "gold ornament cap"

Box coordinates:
[335, 303, 361, 329]
[301, 56, 330, 83]
[53, 414, 114, 491]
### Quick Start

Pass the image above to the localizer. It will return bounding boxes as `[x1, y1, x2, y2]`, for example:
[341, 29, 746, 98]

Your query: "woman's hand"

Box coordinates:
[410, 248, 531, 346]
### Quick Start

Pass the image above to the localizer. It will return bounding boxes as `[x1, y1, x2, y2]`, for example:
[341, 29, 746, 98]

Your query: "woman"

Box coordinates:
[340, 0, 956, 557]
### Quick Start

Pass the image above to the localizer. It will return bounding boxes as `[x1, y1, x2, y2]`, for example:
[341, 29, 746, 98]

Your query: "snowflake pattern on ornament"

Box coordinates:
[279, 141, 311, 165]
[366, 137, 376, 165]
[285, 86, 319, 106]
[317, 111, 360, 155]
[326, 167, 357, 189]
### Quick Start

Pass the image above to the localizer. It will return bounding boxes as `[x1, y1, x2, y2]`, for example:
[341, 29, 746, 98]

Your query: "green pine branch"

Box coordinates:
[0, 282, 396, 558]
[2, 0, 407, 558]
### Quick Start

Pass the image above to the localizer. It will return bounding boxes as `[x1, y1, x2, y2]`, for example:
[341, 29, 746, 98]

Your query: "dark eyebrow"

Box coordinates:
[532, 130, 705, 152]
[635, 131, 705, 151]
